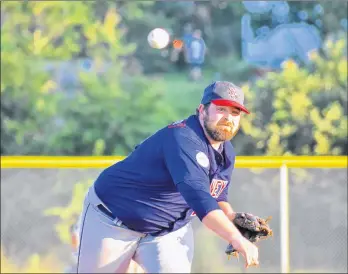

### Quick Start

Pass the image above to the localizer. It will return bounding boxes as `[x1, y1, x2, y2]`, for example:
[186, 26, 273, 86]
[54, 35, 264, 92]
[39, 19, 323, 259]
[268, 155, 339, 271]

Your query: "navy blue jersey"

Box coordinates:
[94, 115, 236, 236]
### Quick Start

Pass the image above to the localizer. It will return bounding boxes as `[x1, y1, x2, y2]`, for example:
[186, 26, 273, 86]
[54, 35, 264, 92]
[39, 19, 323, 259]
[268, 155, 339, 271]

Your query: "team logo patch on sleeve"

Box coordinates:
[168, 119, 186, 128]
[196, 151, 209, 168]
[210, 179, 228, 198]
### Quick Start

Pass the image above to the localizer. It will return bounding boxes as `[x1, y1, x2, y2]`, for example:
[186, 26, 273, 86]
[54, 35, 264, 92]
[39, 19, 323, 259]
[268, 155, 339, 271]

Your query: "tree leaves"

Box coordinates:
[1, 2, 173, 156]
[240, 37, 347, 156]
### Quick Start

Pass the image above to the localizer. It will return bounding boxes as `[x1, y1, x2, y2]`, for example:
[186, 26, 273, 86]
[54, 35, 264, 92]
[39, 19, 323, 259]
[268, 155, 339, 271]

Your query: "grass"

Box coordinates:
[159, 70, 218, 118]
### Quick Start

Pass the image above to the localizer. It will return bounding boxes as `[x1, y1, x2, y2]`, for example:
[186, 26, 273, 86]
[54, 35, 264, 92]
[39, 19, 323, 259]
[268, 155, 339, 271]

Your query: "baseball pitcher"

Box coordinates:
[76, 81, 263, 273]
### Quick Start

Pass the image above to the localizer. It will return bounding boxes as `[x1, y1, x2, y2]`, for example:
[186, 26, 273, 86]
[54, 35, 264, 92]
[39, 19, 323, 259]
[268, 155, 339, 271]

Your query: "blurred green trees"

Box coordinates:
[123, 0, 348, 72]
[236, 36, 347, 155]
[1, 1, 347, 156]
[1, 1, 174, 156]
[43, 179, 92, 244]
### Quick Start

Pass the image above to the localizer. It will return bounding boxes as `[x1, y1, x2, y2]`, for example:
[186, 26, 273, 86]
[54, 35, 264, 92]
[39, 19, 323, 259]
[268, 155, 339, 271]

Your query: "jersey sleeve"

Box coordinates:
[216, 149, 235, 202]
[162, 129, 220, 220]
[216, 183, 229, 202]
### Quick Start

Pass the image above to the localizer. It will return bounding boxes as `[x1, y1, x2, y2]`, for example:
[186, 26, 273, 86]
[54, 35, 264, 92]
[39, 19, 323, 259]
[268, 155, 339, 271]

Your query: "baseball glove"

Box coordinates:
[225, 213, 273, 259]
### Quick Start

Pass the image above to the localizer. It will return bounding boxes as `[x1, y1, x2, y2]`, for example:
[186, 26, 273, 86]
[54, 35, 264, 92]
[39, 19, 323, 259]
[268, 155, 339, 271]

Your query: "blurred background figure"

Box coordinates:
[170, 25, 207, 81]
[184, 29, 207, 81]
[170, 24, 192, 71]
[182, 23, 194, 47]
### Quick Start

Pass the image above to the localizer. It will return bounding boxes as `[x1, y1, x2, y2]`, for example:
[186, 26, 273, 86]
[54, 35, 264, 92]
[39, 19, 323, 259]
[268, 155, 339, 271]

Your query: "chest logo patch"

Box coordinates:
[196, 151, 209, 168]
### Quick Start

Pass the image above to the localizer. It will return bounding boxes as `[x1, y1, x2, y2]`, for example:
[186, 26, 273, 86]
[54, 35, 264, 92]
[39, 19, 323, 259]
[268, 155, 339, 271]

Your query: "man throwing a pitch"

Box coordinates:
[76, 81, 259, 273]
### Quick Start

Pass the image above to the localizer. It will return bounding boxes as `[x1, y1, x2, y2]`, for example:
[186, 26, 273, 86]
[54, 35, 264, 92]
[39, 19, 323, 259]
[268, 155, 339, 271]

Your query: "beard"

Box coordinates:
[203, 114, 240, 142]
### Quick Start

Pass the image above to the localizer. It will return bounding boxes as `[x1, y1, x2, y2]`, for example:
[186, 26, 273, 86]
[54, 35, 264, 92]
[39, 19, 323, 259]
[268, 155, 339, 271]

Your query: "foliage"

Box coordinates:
[291, 0, 348, 36]
[121, 1, 348, 72]
[210, 53, 258, 83]
[236, 36, 347, 156]
[0, 247, 62, 273]
[1, 2, 60, 155]
[1, 1, 175, 156]
[121, 1, 179, 74]
[43, 179, 92, 244]
[1, 1, 347, 156]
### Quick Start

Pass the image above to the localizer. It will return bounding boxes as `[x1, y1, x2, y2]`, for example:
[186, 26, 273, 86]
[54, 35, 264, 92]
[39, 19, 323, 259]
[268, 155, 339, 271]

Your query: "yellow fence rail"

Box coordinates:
[1, 155, 347, 273]
[1, 156, 347, 168]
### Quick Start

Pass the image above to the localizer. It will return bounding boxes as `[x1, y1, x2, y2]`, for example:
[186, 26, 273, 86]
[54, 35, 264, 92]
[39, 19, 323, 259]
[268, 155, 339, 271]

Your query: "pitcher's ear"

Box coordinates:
[196, 104, 204, 115]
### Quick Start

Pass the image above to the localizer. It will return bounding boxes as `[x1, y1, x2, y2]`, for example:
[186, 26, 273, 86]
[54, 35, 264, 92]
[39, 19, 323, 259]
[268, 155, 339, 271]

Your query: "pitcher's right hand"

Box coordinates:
[230, 235, 259, 268]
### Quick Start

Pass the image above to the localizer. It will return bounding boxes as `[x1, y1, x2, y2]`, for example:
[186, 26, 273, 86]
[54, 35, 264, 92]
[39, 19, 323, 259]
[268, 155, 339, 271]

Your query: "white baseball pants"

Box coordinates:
[75, 186, 194, 273]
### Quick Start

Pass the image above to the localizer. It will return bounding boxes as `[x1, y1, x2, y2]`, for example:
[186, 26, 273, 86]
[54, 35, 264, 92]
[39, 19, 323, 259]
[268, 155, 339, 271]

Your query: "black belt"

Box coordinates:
[97, 204, 155, 235]
[97, 204, 115, 219]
